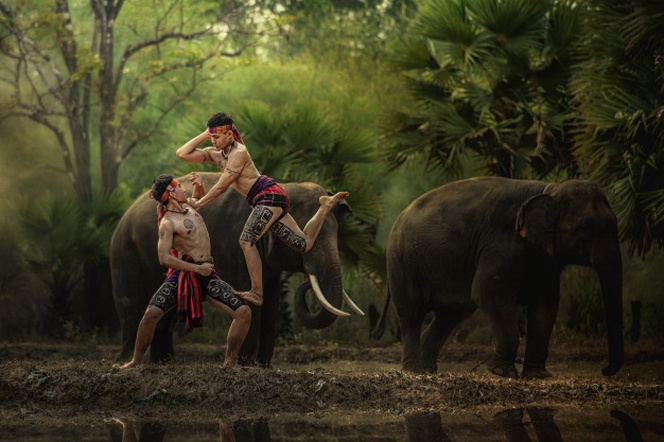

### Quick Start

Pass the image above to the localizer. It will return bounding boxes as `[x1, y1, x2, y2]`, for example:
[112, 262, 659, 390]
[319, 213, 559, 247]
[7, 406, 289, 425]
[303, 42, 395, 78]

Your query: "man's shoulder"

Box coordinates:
[234, 143, 251, 156]
[183, 203, 201, 215]
[159, 215, 176, 228]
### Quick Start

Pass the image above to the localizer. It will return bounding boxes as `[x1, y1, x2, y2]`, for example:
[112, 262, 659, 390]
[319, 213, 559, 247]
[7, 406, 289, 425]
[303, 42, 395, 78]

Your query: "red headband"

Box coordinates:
[208, 125, 232, 134]
[208, 123, 245, 145]
[149, 178, 179, 203]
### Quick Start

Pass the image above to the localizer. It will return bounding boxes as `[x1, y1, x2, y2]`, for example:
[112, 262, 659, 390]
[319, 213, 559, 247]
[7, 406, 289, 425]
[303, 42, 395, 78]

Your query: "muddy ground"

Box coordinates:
[1, 340, 663, 426]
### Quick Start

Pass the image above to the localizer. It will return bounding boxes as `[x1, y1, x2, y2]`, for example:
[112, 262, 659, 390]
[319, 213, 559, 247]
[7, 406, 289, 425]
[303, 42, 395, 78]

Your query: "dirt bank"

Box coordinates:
[1, 341, 663, 424]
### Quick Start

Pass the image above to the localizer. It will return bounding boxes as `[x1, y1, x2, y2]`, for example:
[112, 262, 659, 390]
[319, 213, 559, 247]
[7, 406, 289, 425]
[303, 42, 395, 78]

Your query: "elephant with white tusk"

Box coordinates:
[378, 177, 623, 379]
[111, 172, 362, 367]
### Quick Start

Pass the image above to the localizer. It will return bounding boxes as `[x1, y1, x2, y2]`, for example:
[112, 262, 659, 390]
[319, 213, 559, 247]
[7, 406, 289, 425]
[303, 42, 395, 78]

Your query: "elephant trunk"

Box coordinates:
[295, 237, 344, 329]
[593, 238, 624, 376]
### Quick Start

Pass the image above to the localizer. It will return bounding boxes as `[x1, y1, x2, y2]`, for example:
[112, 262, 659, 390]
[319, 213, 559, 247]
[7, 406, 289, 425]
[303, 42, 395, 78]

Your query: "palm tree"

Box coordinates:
[17, 189, 130, 337]
[570, 0, 664, 257]
[382, 0, 581, 180]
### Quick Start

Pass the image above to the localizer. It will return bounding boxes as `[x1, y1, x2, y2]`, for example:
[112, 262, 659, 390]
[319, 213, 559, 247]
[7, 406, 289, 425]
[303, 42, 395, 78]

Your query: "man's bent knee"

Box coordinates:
[235, 305, 252, 323]
[142, 306, 164, 323]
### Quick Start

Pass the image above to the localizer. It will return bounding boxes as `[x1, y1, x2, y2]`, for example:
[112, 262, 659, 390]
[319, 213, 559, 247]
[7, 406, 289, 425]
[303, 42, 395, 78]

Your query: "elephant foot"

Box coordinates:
[239, 290, 263, 307]
[487, 356, 519, 379]
[521, 365, 553, 380]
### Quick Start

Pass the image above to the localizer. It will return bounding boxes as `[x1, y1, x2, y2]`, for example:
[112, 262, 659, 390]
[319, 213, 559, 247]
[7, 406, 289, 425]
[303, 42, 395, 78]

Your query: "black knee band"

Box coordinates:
[240, 206, 274, 245]
[207, 279, 245, 311]
[271, 221, 306, 253]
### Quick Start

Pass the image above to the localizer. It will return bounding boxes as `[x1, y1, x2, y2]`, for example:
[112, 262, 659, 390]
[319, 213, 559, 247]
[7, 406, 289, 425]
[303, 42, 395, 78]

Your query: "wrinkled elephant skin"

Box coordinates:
[386, 177, 623, 378]
[111, 172, 348, 366]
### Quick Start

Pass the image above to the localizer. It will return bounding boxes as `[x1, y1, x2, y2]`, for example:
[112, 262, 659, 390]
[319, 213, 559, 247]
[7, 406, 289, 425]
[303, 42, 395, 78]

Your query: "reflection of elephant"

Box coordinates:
[383, 177, 623, 378]
[111, 172, 357, 366]
[221, 418, 271, 442]
[405, 409, 563, 442]
[110, 418, 269, 442]
[493, 408, 562, 442]
[404, 413, 451, 442]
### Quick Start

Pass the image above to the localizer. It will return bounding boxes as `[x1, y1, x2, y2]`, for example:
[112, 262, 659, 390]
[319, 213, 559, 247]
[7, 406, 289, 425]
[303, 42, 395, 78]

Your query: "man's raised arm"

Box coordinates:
[189, 172, 206, 201]
[176, 131, 212, 163]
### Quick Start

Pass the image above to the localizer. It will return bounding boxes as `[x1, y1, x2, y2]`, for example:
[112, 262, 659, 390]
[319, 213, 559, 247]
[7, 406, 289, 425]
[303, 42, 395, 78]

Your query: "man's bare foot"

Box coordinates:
[119, 360, 139, 369]
[223, 360, 241, 369]
[112, 416, 132, 426]
[239, 290, 263, 307]
[319, 191, 349, 209]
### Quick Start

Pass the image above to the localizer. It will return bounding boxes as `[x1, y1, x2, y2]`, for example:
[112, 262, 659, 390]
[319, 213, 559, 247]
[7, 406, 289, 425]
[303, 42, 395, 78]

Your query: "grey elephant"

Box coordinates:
[111, 172, 362, 366]
[382, 177, 623, 379]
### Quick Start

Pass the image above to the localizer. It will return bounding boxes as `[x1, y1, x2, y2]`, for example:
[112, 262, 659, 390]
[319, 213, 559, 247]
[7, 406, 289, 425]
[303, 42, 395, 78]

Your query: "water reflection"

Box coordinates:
[102, 407, 653, 442]
[110, 416, 271, 442]
[491, 408, 562, 441]
[219, 418, 271, 442]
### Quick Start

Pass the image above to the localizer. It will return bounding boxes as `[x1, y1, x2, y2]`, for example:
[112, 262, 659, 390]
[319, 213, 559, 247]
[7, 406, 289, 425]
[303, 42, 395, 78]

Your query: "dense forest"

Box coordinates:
[0, 0, 662, 348]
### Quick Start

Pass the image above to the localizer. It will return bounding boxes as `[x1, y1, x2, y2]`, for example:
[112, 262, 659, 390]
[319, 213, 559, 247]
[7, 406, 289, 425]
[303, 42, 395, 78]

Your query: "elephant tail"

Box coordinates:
[369, 289, 391, 340]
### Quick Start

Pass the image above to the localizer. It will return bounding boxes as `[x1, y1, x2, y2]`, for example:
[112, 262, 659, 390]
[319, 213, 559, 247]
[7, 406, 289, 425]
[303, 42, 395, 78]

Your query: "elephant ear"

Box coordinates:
[515, 194, 555, 255]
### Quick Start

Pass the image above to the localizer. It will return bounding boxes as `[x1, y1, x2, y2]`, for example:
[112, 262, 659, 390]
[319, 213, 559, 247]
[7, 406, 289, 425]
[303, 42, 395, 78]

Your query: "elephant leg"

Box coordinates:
[257, 276, 281, 367]
[473, 258, 520, 379]
[420, 305, 476, 372]
[120, 316, 140, 360]
[150, 311, 176, 362]
[522, 281, 560, 379]
[399, 308, 427, 373]
[239, 305, 261, 366]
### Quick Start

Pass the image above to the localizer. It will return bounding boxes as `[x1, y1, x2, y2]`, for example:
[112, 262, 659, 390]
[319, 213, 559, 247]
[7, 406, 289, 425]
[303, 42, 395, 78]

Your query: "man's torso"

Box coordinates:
[208, 144, 261, 196]
[166, 204, 213, 262]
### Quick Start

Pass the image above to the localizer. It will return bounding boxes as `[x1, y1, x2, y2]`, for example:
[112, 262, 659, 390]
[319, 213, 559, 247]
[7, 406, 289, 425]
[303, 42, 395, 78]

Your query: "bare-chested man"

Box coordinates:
[120, 172, 251, 369]
[176, 112, 349, 307]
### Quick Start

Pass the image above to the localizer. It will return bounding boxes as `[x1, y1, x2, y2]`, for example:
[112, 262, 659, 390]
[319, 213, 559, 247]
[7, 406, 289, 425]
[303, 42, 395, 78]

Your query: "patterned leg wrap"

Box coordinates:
[207, 279, 245, 311]
[240, 206, 274, 245]
[148, 280, 178, 312]
[271, 221, 306, 253]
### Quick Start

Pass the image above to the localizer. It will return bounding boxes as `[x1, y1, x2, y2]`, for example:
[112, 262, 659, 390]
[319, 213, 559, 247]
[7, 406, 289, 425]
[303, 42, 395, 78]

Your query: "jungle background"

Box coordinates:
[0, 0, 662, 355]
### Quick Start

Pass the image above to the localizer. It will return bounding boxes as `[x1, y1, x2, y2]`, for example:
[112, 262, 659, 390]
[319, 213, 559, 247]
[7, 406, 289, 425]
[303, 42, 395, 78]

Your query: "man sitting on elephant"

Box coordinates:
[119, 172, 251, 369]
[175, 112, 349, 307]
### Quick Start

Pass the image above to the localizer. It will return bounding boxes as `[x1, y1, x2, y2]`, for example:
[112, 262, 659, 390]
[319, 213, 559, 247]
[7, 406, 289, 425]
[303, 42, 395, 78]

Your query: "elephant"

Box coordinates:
[381, 176, 623, 379]
[111, 172, 362, 366]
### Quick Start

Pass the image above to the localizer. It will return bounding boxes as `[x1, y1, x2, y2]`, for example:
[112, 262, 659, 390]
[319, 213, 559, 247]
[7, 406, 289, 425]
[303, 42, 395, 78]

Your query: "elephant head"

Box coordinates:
[111, 173, 361, 366]
[516, 180, 624, 376]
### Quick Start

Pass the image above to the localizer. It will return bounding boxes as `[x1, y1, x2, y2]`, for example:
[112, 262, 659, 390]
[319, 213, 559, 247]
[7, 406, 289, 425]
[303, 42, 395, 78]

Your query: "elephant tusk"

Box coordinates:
[308, 274, 350, 317]
[343, 290, 365, 316]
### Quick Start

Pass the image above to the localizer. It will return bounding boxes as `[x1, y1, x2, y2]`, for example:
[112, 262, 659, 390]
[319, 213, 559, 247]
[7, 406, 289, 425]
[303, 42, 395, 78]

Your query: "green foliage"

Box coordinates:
[383, 0, 581, 179]
[17, 194, 83, 336]
[569, 0, 664, 257]
[13, 187, 131, 338]
[624, 250, 664, 339]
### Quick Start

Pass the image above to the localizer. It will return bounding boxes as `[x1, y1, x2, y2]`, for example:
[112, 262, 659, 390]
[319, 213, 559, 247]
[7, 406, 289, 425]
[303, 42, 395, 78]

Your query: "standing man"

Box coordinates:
[176, 112, 349, 307]
[120, 172, 251, 369]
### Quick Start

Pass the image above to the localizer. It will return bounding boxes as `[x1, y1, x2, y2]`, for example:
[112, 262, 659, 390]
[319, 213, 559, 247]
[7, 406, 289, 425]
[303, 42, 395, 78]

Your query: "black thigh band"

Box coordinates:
[149, 273, 245, 312]
[207, 279, 246, 311]
[270, 221, 306, 253]
[149, 280, 178, 312]
[240, 205, 274, 245]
